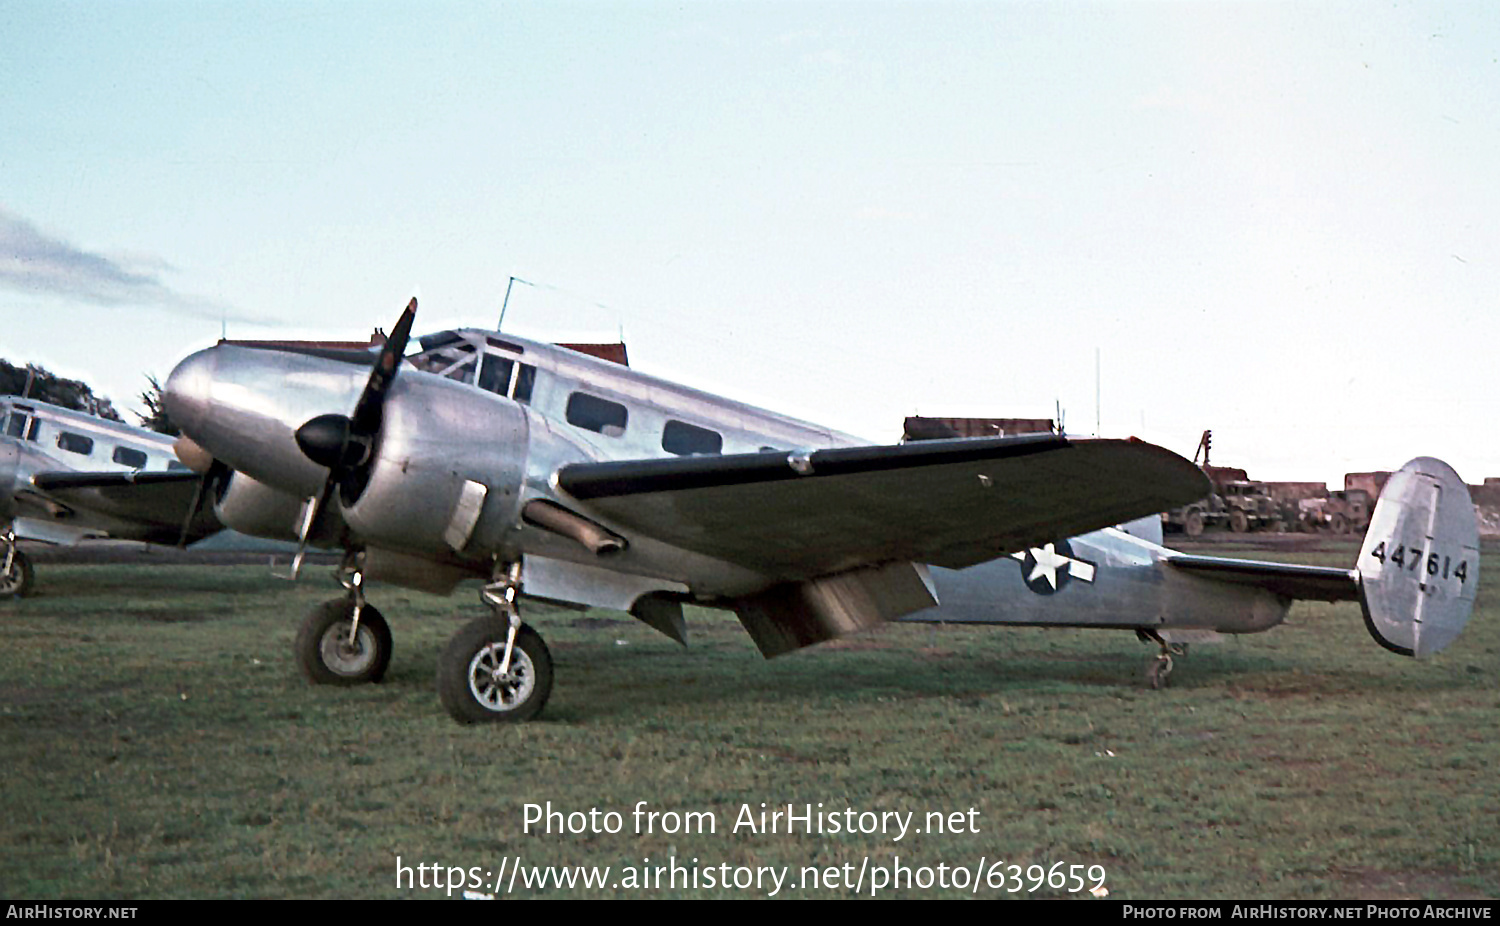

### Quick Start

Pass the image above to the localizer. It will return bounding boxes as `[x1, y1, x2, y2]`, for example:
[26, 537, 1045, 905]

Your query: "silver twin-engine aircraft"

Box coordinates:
[159, 299, 1480, 723]
[0, 396, 222, 597]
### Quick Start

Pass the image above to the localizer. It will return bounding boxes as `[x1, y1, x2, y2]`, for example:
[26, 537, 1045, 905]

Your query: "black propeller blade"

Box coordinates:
[284, 298, 417, 576]
[176, 459, 230, 548]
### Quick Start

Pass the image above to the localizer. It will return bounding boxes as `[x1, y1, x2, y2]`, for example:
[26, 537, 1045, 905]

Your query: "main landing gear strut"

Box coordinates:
[290, 553, 554, 722]
[294, 552, 393, 685]
[0, 528, 33, 600]
[1136, 629, 1187, 690]
[437, 560, 553, 724]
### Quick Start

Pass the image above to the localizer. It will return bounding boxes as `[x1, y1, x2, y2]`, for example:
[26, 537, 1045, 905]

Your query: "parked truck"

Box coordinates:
[1161, 430, 1284, 535]
[1298, 488, 1373, 534]
[1165, 480, 1283, 536]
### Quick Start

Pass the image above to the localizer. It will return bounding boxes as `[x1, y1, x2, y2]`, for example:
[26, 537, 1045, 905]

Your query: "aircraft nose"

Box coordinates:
[163, 347, 219, 436]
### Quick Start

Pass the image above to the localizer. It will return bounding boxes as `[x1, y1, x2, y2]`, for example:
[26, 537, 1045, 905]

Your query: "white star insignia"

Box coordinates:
[1011, 544, 1096, 588]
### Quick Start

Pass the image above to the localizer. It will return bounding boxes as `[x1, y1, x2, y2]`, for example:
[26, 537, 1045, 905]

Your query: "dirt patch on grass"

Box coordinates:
[123, 609, 213, 624]
[570, 616, 628, 630]
[1329, 866, 1490, 900]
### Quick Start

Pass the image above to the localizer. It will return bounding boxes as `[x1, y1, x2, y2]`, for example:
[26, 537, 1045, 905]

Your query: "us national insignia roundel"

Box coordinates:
[1010, 540, 1098, 595]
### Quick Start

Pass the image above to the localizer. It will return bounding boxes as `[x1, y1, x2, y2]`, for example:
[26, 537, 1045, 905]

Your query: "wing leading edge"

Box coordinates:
[26, 470, 220, 545]
[558, 434, 1211, 579]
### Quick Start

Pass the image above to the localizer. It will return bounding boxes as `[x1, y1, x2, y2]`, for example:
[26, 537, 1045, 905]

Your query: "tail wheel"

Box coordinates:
[0, 549, 34, 599]
[1146, 654, 1174, 689]
[295, 598, 393, 685]
[437, 617, 553, 724]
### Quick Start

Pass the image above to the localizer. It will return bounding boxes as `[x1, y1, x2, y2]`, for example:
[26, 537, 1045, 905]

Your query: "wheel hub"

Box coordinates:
[469, 642, 536, 712]
[320, 622, 375, 676]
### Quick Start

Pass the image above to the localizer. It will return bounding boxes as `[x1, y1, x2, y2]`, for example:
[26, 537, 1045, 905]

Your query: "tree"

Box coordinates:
[137, 375, 179, 436]
[0, 359, 122, 421]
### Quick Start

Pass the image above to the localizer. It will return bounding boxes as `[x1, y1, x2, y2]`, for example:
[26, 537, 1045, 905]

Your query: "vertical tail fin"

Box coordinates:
[1356, 458, 1480, 656]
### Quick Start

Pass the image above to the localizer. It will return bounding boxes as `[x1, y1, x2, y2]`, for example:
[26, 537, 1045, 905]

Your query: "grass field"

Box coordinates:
[2, 539, 1497, 899]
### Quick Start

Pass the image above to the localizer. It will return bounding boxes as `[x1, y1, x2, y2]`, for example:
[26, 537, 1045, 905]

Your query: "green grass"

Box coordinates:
[2, 540, 1497, 899]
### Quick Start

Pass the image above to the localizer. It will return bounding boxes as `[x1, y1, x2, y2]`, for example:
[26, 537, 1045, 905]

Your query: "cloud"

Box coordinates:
[0, 207, 278, 325]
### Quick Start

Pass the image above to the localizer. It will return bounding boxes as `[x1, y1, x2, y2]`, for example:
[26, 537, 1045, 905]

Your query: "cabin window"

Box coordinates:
[662, 420, 723, 456]
[566, 392, 628, 437]
[57, 432, 94, 456]
[113, 446, 148, 468]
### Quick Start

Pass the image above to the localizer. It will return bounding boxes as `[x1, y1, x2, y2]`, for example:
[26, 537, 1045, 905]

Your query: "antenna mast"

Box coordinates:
[498, 276, 533, 330]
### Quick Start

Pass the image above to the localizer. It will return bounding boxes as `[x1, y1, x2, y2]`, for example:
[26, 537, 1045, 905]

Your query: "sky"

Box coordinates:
[3, 0, 1498, 487]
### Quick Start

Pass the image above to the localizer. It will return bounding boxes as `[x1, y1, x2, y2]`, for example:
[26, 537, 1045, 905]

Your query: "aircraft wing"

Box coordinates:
[26, 470, 221, 544]
[557, 434, 1210, 578]
[1165, 554, 1361, 602]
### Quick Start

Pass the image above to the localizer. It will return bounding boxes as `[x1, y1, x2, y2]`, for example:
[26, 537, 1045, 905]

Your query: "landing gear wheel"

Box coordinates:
[1229, 510, 1249, 533]
[295, 598, 393, 685]
[437, 616, 553, 724]
[1183, 511, 1204, 537]
[1146, 653, 1174, 690]
[0, 549, 34, 599]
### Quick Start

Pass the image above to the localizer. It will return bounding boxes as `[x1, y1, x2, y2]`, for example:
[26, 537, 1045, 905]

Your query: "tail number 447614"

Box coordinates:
[1368, 541, 1469, 584]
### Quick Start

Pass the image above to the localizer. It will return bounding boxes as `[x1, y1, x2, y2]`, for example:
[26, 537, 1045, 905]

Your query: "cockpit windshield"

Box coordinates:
[407, 330, 535, 402]
[409, 331, 480, 385]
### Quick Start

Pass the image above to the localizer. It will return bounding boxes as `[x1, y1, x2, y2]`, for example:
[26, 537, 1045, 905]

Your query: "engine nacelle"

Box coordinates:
[339, 379, 529, 562]
[0, 440, 19, 522]
[214, 471, 322, 544]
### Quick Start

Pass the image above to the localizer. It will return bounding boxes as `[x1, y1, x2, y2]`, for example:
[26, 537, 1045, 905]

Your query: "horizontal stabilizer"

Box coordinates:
[1166, 555, 1359, 602]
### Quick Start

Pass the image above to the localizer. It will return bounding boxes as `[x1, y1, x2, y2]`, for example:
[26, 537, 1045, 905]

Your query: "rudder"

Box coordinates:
[1356, 457, 1480, 656]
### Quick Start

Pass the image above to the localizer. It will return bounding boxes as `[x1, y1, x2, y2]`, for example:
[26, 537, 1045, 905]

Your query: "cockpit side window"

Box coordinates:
[513, 364, 536, 403]
[477, 353, 537, 404]
[6, 411, 38, 441]
[478, 355, 515, 396]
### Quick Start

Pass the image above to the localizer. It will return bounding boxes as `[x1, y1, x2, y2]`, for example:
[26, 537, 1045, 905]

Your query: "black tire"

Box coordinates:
[1330, 514, 1349, 535]
[437, 617, 553, 724]
[0, 549, 34, 599]
[295, 598, 393, 685]
[1183, 511, 1204, 537]
[1229, 510, 1249, 533]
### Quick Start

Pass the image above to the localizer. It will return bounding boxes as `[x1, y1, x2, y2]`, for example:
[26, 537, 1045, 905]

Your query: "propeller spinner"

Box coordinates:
[285, 298, 418, 576]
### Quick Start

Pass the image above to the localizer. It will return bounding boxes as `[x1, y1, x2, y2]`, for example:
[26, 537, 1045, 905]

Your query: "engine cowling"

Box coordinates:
[0, 440, 19, 521]
[338, 379, 530, 562]
[214, 471, 333, 544]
